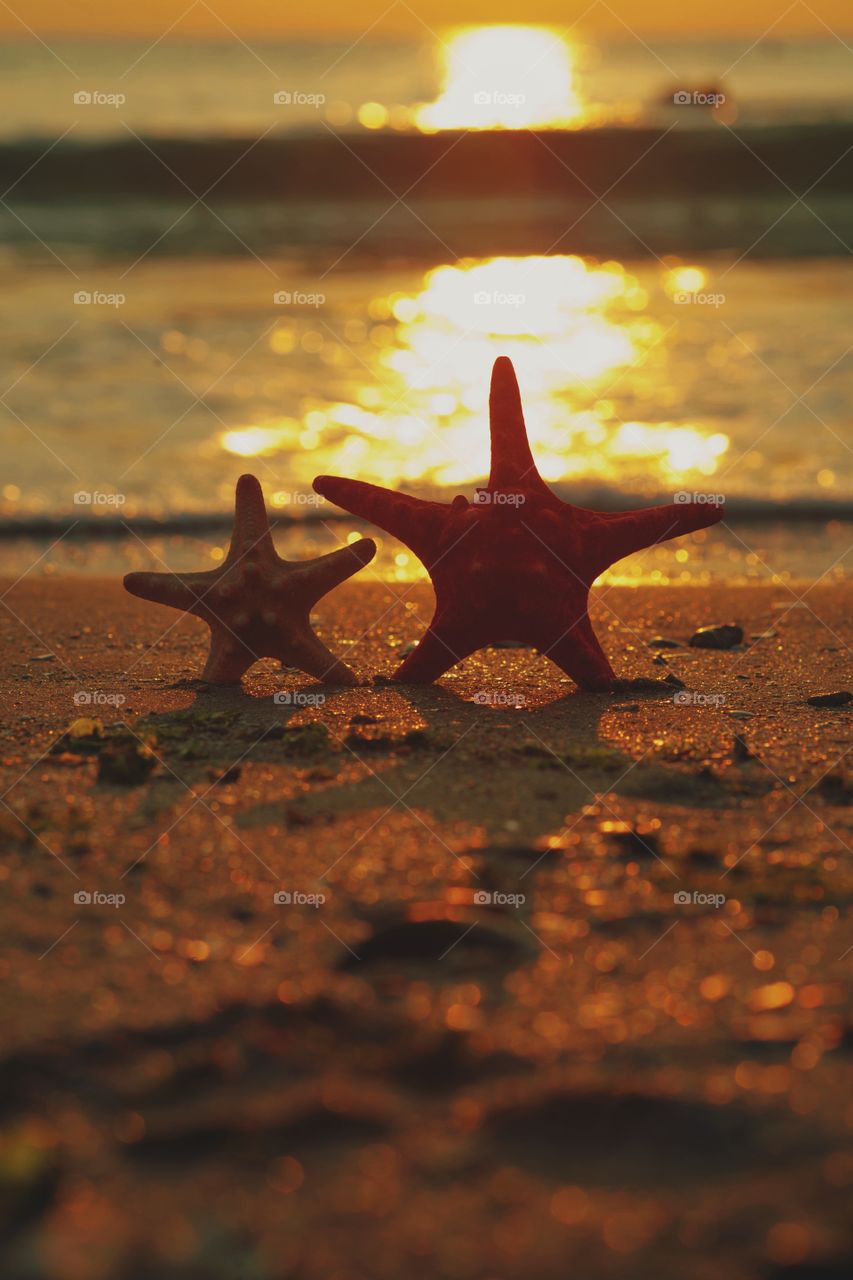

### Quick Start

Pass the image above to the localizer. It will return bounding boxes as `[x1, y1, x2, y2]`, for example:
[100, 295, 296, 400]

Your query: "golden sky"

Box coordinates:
[3, 0, 853, 37]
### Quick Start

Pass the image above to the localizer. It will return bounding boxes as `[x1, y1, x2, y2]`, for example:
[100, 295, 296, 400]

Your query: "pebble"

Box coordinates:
[610, 674, 683, 694]
[729, 710, 754, 721]
[341, 915, 532, 969]
[29, 653, 56, 662]
[806, 691, 852, 708]
[648, 637, 680, 649]
[607, 827, 661, 859]
[689, 624, 744, 650]
[208, 764, 242, 785]
[97, 740, 156, 786]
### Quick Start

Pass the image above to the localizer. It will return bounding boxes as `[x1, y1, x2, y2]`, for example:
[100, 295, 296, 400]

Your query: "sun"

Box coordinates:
[416, 25, 585, 131]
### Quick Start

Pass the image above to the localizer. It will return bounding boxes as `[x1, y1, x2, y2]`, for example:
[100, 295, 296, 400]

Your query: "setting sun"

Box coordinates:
[416, 25, 584, 130]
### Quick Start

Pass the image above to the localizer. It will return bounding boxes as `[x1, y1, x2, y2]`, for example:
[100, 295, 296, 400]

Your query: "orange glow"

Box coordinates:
[5, 2, 853, 37]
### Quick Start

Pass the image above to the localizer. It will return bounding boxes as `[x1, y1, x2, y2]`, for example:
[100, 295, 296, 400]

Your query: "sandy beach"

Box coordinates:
[1, 576, 850, 1279]
[4, 4, 853, 1276]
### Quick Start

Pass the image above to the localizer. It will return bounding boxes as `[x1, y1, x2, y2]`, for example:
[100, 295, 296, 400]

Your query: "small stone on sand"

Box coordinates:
[806, 690, 852, 707]
[689, 624, 744, 650]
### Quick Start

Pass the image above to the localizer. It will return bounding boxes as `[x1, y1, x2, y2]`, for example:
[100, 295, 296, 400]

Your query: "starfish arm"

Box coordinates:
[123, 570, 215, 614]
[488, 356, 550, 494]
[392, 619, 477, 683]
[290, 538, 377, 605]
[592, 500, 723, 569]
[540, 613, 616, 691]
[226, 473, 275, 563]
[201, 629, 256, 684]
[283, 628, 360, 686]
[313, 475, 445, 560]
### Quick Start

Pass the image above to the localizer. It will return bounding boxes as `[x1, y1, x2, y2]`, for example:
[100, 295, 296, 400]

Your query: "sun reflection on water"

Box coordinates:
[219, 254, 730, 577]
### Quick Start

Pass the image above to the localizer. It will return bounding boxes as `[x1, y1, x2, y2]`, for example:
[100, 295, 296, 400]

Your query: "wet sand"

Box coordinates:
[1, 578, 851, 1279]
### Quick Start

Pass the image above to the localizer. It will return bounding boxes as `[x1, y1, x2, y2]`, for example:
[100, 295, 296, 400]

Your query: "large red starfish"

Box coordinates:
[124, 474, 375, 685]
[314, 358, 723, 689]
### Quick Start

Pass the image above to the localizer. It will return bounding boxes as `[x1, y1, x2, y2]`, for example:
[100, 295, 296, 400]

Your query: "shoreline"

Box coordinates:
[3, 504, 853, 541]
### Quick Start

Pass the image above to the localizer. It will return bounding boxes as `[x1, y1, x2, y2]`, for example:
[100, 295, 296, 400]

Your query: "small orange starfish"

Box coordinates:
[124, 474, 375, 685]
[315, 358, 723, 689]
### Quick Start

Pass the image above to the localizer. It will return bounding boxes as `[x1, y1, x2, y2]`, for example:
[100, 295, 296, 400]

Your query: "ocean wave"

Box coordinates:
[3, 126, 851, 258]
[3, 124, 853, 201]
[2, 491, 850, 540]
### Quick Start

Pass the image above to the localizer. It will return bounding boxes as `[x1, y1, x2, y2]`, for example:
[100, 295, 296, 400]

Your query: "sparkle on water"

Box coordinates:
[220, 254, 729, 494]
[217, 253, 731, 585]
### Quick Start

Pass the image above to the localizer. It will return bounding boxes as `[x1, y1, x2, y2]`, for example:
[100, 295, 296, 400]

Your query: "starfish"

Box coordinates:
[124, 474, 376, 685]
[314, 358, 723, 690]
